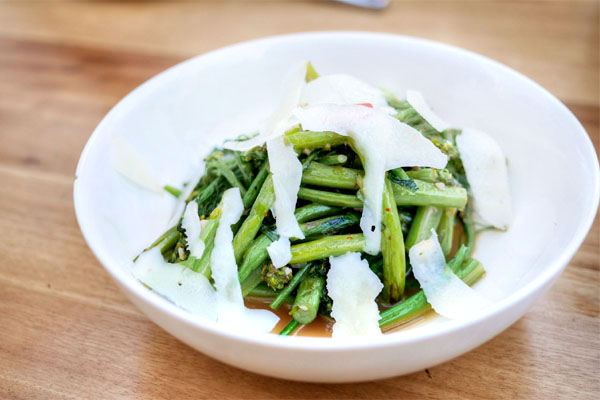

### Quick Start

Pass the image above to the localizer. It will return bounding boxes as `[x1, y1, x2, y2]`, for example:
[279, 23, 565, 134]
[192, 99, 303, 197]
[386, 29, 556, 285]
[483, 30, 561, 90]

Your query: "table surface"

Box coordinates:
[1, 1, 598, 398]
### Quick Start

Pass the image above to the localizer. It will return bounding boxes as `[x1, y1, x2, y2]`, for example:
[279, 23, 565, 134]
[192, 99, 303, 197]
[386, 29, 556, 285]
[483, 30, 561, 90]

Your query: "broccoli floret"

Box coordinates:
[261, 262, 293, 290]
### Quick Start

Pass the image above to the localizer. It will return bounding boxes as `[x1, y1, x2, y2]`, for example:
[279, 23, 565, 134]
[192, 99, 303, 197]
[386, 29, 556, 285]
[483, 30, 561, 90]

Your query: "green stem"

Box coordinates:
[289, 234, 366, 264]
[293, 203, 340, 223]
[279, 319, 301, 336]
[233, 175, 275, 264]
[381, 177, 405, 301]
[437, 208, 457, 259]
[290, 276, 325, 324]
[405, 206, 443, 250]
[270, 264, 311, 310]
[214, 158, 247, 197]
[297, 187, 362, 208]
[318, 154, 348, 165]
[286, 131, 347, 151]
[242, 162, 269, 208]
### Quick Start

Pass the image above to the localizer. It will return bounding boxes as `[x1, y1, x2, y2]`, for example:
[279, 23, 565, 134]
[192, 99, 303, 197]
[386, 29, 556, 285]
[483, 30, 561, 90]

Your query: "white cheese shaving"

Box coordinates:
[300, 74, 394, 113]
[327, 252, 383, 337]
[166, 166, 205, 228]
[111, 136, 163, 194]
[210, 188, 279, 332]
[132, 247, 217, 320]
[224, 61, 308, 151]
[181, 201, 205, 258]
[294, 104, 447, 254]
[456, 128, 512, 230]
[266, 135, 304, 267]
[267, 236, 292, 268]
[409, 230, 489, 319]
[406, 90, 450, 132]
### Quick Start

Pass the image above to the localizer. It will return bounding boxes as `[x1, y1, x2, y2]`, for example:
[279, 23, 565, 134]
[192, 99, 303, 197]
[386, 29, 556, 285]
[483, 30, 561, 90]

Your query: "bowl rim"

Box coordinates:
[74, 31, 600, 350]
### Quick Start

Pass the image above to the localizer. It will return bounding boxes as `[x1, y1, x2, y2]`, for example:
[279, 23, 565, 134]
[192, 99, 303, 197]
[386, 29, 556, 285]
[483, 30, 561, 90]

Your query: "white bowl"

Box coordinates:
[74, 32, 599, 382]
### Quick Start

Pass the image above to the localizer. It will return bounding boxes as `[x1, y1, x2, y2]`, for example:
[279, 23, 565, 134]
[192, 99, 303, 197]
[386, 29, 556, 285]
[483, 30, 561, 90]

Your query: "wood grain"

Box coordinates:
[0, 1, 598, 399]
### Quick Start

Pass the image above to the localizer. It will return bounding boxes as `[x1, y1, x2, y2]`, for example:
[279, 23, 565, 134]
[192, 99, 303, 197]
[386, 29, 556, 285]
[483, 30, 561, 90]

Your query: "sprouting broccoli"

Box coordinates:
[261, 262, 293, 290]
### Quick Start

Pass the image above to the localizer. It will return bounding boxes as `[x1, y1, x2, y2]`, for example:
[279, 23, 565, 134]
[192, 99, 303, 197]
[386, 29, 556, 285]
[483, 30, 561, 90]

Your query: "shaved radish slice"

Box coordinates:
[406, 90, 450, 132]
[456, 128, 512, 230]
[327, 252, 383, 337]
[409, 230, 489, 319]
[111, 136, 163, 194]
[294, 104, 447, 254]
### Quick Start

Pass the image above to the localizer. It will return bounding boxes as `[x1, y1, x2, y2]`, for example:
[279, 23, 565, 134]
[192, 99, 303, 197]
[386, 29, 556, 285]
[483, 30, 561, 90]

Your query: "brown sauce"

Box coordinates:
[245, 297, 333, 337]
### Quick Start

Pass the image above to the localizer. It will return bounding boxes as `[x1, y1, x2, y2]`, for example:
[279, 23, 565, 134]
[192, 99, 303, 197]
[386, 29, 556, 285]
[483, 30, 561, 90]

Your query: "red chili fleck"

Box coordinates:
[264, 212, 268, 216]
[357, 103, 374, 108]
[347, 236, 353, 239]
[385, 208, 391, 212]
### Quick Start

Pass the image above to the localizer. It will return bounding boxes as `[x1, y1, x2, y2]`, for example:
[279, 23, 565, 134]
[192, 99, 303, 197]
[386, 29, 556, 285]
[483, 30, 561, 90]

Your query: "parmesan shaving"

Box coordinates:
[294, 104, 447, 254]
[181, 201, 205, 258]
[210, 188, 279, 332]
[224, 61, 308, 151]
[406, 90, 450, 132]
[266, 135, 304, 267]
[327, 252, 383, 337]
[300, 74, 394, 113]
[456, 128, 512, 230]
[409, 230, 489, 319]
[132, 247, 217, 320]
[267, 236, 292, 268]
[111, 136, 163, 194]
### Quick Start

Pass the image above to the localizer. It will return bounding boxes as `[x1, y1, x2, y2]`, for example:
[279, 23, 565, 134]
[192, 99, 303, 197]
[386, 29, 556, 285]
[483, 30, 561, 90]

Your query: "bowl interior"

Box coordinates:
[75, 32, 599, 342]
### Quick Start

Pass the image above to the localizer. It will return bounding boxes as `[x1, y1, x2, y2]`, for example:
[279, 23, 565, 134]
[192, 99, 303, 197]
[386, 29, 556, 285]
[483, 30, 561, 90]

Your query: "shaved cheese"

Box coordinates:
[133, 247, 217, 320]
[406, 90, 449, 132]
[181, 201, 205, 258]
[111, 136, 163, 194]
[266, 135, 304, 266]
[327, 252, 383, 337]
[294, 104, 447, 253]
[210, 188, 279, 332]
[300, 74, 393, 113]
[267, 236, 292, 268]
[456, 128, 512, 230]
[409, 230, 489, 319]
[224, 61, 307, 151]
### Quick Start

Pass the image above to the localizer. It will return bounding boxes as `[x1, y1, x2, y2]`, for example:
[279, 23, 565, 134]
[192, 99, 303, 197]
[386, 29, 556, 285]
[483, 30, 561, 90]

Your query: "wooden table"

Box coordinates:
[1, 1, 598, 398]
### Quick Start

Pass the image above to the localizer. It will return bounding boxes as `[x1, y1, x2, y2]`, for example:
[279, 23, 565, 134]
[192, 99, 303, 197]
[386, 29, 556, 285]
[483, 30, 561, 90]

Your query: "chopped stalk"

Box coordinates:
[405, 206, 443, 250]
[289, 234, 366, 264]
[437, 208, 457, 259]
[242, 162, 269, 208]
[279, 319, 301, 336]
[318, 154, 348, 165]
[381, 176, 406, 301]
[286, 130, 347, 151]
[290, 276, 325, 324]
[270, 264, 311, 310]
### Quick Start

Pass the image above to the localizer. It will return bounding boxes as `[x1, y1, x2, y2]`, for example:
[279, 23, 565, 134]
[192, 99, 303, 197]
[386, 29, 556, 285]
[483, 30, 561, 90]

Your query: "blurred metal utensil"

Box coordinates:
[334, 0, 389, 9]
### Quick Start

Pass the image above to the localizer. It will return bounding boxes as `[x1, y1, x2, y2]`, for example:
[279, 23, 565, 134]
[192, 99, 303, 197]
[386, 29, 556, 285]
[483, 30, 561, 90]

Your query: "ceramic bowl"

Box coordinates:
[74, 32, 599, 382]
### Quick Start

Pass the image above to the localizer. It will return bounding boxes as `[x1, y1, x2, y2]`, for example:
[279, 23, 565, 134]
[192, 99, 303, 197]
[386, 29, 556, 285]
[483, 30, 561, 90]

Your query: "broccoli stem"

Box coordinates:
[461, 209, 476, 257]
[406, 169, 438, 183]
[279, 319, 300, 336]
[190, 218, 219, 278]
[234, 152, 253, 187]
[237, 213, 360, 284]
[289, 234, 366, 264]
[286, 130, 347, 151]
[291, 276, 325, 324]
[381, 177, 406, 301]
[214, 158, 247, 197]
[437, 208, 457, 259]
[405, 206, 444, 250]
[242, 162, 269, 208]
[379, 247, 484, 330]
[293, 203, 341, 223]
[270, 264, 311, 310]
[241, 266, 264, 297]
[233, 175, 275, 264]
[297, 187, 363, 208]
[318, 154, 348, 166]
[300, 162, 467, 208]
